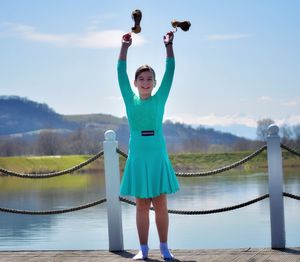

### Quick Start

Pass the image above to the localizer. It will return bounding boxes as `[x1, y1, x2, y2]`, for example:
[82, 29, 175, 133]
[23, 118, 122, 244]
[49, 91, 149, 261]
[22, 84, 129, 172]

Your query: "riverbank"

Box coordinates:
[0, 150, 299, 174]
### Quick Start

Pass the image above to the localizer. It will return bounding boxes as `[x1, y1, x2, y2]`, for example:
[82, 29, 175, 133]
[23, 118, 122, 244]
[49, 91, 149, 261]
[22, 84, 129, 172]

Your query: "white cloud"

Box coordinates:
[281, 101, 298, 107]
[166, 113, 258, 127]
[280, 97, 300, 107]
[259, 96, 272, 101]
[165, 113, 300, 127]
[277, 115, 300, 126]
[205, 33, 253, 41]
[256, 96, 300, 108]
[0, 22, 146, 49]
[87, 14, 119, 31]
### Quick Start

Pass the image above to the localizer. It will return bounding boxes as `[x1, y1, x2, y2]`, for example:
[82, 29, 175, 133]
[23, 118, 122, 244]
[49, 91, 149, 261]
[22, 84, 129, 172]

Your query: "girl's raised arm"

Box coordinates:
[164, 31, 174, 58]
[155, 32, 175, 103]
[119, 33, 132, 61]
[117, 33, 134, 101]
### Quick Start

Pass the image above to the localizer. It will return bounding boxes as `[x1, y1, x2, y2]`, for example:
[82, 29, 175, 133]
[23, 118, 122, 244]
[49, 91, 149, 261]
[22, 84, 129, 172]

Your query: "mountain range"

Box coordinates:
[0, 96, 253, 152]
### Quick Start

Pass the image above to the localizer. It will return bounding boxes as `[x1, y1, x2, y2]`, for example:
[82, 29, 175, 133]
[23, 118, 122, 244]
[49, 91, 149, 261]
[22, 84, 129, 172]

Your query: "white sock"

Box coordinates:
[160, 242, 174, 260]
[133, 244, 149, 260]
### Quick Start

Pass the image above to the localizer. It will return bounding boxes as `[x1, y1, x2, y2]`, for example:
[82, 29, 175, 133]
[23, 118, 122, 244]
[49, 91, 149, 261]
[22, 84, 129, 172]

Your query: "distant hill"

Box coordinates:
[0, 96, 77, 135]
[0, 96, 251, 152]
[64, 113, 127, 132]
[210, 124, 257, 140]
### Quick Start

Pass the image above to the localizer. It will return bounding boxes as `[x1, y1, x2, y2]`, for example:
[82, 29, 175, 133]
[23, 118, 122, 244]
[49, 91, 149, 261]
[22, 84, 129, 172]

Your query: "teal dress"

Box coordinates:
[117, 57, 179, 199]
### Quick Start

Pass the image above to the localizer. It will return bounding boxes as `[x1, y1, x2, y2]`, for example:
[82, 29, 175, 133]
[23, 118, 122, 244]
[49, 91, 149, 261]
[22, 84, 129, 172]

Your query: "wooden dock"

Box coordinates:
[0, 248, 299, 261]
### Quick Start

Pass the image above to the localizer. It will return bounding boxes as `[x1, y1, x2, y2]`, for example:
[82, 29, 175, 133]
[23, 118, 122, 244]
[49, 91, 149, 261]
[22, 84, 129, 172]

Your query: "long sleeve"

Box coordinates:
[117, 60, 134, 102]
[155, 57, 175, 104]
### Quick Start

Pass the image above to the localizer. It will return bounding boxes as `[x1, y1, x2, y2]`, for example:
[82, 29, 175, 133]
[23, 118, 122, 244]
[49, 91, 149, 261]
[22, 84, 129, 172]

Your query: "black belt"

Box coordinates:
[141, 130, 155, 136]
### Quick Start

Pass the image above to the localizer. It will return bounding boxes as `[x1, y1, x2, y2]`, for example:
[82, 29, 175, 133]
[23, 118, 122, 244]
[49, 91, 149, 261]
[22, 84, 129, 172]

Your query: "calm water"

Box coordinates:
[0, 169, 299, 250]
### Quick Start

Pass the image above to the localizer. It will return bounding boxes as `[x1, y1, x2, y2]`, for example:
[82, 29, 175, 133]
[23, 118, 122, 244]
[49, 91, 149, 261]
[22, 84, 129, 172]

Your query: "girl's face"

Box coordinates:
[134, 70, 156, 99]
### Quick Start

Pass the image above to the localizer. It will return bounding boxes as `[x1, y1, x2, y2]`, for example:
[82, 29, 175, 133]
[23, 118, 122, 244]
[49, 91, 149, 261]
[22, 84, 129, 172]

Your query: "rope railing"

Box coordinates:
[283, 192, 300, 200]
[120, 191, 300, 214]
[1, 143, 297, 180]
[117, 145, 267, 177]
[0, 128, 298, 251]
[0, 142, 298, 216]
[281, 144, 300, 157]
[120, 194, 270, 215]
[0, 150, 104, 179]
[116, 148, 128, 159]
[176, 145, 267, 177]
[1, 191, 298, 216]
[0, 198, 107, 215]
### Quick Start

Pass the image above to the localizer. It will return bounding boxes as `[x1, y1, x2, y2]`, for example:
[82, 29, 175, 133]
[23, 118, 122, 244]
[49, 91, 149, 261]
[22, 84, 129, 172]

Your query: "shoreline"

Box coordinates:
[0, 151, 299, 174]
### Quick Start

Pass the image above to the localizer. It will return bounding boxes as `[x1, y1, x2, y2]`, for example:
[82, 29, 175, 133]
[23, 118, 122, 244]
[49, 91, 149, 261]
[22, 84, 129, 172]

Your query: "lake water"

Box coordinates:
[0, 169, 299, 251]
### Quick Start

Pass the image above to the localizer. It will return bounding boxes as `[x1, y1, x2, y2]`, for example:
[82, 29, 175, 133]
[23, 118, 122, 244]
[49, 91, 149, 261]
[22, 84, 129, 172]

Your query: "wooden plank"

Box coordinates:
[0, 248, 299, 262]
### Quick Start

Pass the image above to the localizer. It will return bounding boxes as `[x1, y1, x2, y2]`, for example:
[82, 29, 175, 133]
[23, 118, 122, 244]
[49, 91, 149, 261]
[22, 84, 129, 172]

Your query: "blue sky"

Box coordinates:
[1, 0, 299, 134]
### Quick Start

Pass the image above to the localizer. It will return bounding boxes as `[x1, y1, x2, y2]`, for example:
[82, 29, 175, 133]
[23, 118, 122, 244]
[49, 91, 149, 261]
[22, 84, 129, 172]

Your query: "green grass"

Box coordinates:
[0, 151, 299, 192]
[0, 150, 299, 175]
[170, 151, 268, 172]
[0, 155, 103, 173]
[170, 150, 300, 172]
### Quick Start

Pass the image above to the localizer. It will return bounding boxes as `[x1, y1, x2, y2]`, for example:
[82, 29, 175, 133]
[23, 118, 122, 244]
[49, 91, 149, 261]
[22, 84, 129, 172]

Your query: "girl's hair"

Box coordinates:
[135, 65, 156, 80]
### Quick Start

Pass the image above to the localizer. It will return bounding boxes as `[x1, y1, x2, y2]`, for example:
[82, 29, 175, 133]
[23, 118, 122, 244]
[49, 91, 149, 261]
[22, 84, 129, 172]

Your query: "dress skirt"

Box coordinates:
[120, 130, 179, 199]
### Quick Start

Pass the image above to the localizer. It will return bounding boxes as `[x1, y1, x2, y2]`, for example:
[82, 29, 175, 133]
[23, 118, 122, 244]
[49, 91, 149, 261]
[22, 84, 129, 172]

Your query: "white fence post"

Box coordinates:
[266, 124, 286, 249]
[103, 130, 124, 251]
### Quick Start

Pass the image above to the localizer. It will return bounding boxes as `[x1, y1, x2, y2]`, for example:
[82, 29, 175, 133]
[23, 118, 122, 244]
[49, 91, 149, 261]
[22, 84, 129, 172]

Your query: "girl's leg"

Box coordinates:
[136, 197, 151, 244]
[152, 194, 174, 260]
[133, 198, 151, 260]
[151, 194, 169, 242]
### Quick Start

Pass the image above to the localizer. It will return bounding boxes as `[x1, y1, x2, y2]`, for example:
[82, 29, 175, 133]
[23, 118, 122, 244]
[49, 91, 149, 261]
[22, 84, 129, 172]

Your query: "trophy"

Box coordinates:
[131, 9, 142, 33]
[171, 20, 191, 32]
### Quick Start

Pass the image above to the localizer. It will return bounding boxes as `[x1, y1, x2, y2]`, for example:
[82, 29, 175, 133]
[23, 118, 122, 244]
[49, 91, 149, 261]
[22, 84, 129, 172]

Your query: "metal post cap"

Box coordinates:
[105, 130, 116, 140]
[268, 124, 279, 136]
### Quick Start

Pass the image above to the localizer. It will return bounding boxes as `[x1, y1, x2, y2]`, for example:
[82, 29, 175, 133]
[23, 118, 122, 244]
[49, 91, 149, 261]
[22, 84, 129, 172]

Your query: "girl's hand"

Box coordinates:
[163, 31, 174, 46]
[122, 33, 132, 47]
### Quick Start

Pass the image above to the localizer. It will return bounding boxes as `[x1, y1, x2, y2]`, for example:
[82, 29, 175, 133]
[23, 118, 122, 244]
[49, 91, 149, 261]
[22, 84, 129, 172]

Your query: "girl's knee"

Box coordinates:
[136, 198, 151, 212]
[152, 194, 168, 212]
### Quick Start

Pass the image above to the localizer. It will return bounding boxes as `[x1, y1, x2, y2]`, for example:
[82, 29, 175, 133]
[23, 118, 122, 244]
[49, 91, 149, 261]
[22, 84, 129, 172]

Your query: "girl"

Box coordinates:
[117, 31, 179, 260]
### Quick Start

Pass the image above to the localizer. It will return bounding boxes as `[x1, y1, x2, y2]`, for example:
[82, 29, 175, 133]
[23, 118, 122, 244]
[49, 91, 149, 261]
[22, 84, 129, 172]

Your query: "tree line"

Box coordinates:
[0, 119, 299, 156]
[256, 118, 300, 149]
[0, 129, 103, 157]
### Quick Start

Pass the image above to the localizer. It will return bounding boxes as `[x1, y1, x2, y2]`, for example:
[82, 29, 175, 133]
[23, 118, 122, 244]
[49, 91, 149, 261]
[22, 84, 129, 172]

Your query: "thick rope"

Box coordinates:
[120, 194, 270, 215]
[116, 148, 128, 159]
[0, 151, 104, 179]
[1, 192, 297, 216]
[117, 146, 267, 177]
[281, 144, 300, 157]
[0, 198, 106, 215]
[283, 192, 300, 200]
[176, 145, 267, 177]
